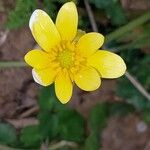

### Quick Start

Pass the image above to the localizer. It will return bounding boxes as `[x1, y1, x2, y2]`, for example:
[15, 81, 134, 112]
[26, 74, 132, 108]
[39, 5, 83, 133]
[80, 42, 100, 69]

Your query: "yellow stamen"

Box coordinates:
[58, 50, 74, 68]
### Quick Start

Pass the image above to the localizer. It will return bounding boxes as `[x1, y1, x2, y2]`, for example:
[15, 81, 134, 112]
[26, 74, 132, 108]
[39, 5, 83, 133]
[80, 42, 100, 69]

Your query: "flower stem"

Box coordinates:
[125, 71, 150, 101]
[105, 11, 150, 43]
[0, 61, 27, 68]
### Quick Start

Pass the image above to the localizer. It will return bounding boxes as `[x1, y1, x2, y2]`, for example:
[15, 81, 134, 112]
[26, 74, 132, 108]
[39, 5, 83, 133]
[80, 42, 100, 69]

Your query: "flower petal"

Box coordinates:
[25, 50, 51, 69]
[33, 68, 58, 86]
[76, 32, 104, 57]
[87, 50, 126, 78]
[55, 70, 73, 104]
[32, 69, 45, 86]
[29, 9, 61, 52]
[56, 2, 78, 41]
[74, 66, 101, 91]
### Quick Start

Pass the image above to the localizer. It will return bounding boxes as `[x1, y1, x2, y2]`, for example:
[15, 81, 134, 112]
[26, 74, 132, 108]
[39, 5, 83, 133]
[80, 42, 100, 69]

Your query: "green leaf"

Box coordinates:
[38, 86, 55, 111]
[117, 77, 148, 110]
[122, 29, 150, 50]
[20, 125, 42, 148]
[38, 111, 59, 140]
[58, 108, 85, 142]
[43, 0, 57, 19]
[52, 0, 78, 4]
[89, 0, 127, 25]
[0, 123, 17, 145]
[120, 50, 150, 87]
[89, 0, 110, 8]
[38, 85, 64, 111]
[89, 103, 109, 131]
[109, 102, 135, 116]
[38, 85, 84, 142]
[117, 50, 150, 110]
[84, 131, 99, 150]
[132, 56, 150, 87]
[84, 103, 108, 149]
[6, 0, 37, 29]
[106, 2, 127, 25]
[142, 109, 150, 124]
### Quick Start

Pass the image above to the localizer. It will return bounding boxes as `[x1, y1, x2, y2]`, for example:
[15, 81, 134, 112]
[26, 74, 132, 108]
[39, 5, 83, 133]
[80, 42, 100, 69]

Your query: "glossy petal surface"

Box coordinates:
[87, 50, 126, 78]
[56, 2, 78, 41]
[30, 9, 61, 52]
[74, 66, 101, 91]
[55, 70, 73, 103]
[25, 50, 50, 69]
[76, 32, 104, 57]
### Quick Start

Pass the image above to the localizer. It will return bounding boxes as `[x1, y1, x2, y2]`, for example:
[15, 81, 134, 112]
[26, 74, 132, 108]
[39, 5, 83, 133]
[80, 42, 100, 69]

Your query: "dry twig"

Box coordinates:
[0, 30, 9, 46]
[19, 105, 39, 118]
[6, 118, 38, 129]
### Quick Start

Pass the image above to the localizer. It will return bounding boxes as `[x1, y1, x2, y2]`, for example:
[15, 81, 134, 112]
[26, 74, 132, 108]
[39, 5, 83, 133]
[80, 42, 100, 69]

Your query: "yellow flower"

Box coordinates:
[24, 2, 126, 104]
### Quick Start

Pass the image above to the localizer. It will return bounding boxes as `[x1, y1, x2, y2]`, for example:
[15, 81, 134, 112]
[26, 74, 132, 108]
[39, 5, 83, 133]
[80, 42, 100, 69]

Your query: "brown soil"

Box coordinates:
[102, 114, 150, 150]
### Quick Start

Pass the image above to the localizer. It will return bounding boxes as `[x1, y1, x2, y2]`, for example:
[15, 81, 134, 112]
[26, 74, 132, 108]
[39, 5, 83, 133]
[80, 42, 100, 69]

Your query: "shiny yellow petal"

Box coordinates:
[55, 70, 73, 104]
[24, 50, 50, 69]
[33, 68, 58, 86]
[87, 50, 126, 78]
[56, 2, 78, 41]
[74, 66, 101, 91]
[76, 32, 104, 57]
[29, 9, 61, 52]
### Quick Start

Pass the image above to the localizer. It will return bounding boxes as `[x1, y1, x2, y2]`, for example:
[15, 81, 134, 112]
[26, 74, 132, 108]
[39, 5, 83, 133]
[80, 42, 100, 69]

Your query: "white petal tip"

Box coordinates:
[29, 9, 45, 30]
[32, 69, 45, 86]
[29, 10, 38, 30]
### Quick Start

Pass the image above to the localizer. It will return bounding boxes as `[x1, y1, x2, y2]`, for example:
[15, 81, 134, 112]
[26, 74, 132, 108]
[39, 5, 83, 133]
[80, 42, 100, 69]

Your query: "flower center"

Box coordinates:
[50, 42, 87, 76]
[58, 50, 74, 68]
